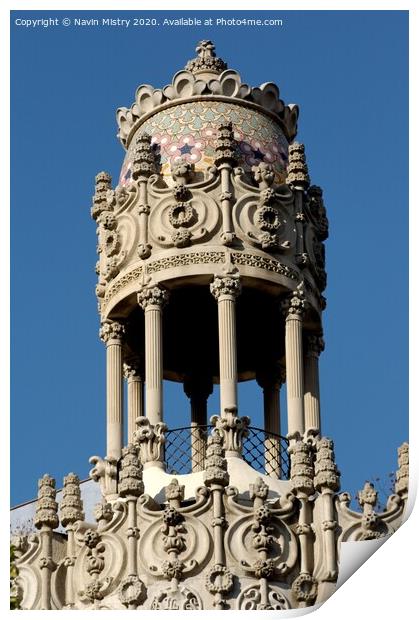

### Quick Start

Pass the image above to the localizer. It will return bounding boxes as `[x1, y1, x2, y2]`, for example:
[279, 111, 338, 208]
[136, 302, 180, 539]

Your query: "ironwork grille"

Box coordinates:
[164, 425, 290, 479]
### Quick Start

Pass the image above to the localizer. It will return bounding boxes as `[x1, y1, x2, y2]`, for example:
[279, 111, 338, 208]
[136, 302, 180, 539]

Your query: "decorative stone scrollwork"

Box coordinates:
[133, 416, 167, 463]
[291, 573, 318, 604]
[210, 275, 241, 300]
[99, 320, 125, 344]
[60, 473, 84, 528]
[118, 444, 144, 498]
[237, 584, 290, 610]
[286, 142, 310, 189]
[118, 575, 146, 608]
[34, 474, 59, 530]
[185, 40, 228, 75]
[150, 586, 202, 610]
[210, 407, 250, 454]
[89, 455, 118, 498]
[137, 285, 169, 310]
[314, 437, 341, 492]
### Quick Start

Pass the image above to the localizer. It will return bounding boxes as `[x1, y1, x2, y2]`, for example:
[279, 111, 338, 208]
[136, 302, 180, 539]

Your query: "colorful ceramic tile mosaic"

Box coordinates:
[118, 101, 289, 186]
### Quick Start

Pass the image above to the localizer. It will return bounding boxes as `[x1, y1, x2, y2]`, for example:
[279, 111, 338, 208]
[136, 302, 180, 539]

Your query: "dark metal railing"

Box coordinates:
[164, 425, 290, 479]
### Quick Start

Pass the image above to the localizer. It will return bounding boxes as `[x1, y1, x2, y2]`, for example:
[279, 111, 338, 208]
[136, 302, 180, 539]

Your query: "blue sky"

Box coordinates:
[10, 10, 408, 506]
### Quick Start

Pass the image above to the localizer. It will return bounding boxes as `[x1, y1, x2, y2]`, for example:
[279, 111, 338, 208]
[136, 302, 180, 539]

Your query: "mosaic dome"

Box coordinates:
[117, 41, 299, 186]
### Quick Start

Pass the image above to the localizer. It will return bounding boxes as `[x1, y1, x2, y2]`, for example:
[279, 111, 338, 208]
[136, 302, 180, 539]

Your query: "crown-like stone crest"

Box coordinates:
[185, 40, 228, 75]
[118, 444, 144, 497]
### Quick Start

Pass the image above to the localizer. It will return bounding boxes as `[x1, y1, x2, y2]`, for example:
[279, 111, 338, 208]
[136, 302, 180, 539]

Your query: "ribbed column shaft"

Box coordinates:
[304, 352, 321, 433]
[285, 315, 305, 436]
[106, 340, 123, 459]
[127, 376, 143, 442]
[144, 306, 163, 426]
[218, 296, 238, 413]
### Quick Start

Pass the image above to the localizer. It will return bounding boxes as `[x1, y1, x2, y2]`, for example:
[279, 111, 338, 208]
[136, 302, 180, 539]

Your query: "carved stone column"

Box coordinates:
[184, 377, 213, 472]
[281, 284, 306, 440]
[34, 475, 59, 610]
[303, 334, 324, 434]
[137, 285, 169, 426]
[210, 274, 241, 414]
[123, 359, 144, 444]
[100, 320, 125, 460]
[257, 367, 285, 476]
[60, 473, 85, 609]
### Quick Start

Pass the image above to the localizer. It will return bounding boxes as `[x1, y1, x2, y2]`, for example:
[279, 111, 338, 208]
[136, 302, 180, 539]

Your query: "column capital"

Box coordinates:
[256, 364, 286, 390]
[281, 283, 307, 319]
[123, 358, 142, 380]
[305, 333, 325, 357]
[183, 375, 213, 401]
[99, 320, 125, 344]
[210, 274, 241, 300]
[137, 285, 169, 310]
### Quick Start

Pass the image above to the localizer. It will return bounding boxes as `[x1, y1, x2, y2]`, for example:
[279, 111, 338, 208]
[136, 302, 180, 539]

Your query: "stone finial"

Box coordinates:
[357, 482, 378, 511]
[34, 474, 59, 530]
[281, 282, 307, 318]
[94, 500, 113, 528]
[60, 473, 85, 528]
[286, 142, 310, 189]
[252, 162, 275, 189]
[185, 40, 228, 75]
[305, 334, 325, 357]
[133, 416, 167, 463]
[137, 285, 169, 310]
[171, 157, 194, 185]
[214, 122, 238, 167]
[99, 320, 125, 344]
[249, 477, 269, 502]
[314, 437, 341, 492]
[210, 407, 250, 454]
[203, 431, 230, 487]
[289, 441, 314, 497]
[395, 442, 409, 499]
[210, 275, 241, 300]
[132, 133, 157, 180]
[118, 444, 144, 497]
[91, 172, 113, 221]
[165, 479, 185, 504]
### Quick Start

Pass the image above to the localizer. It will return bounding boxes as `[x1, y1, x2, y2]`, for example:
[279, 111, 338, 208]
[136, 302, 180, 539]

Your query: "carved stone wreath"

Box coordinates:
[104, 230, 120, 257]
[168, 202, 196, 228]
[291, 573, 318, 604]
[255, 206, 281, 232]
[205, 564, 234, 594]
[118, 575, 146, 607]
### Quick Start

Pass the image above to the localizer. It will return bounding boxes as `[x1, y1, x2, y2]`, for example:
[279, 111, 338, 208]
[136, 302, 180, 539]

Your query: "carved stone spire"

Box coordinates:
[118, 444, 144, 497]
[132, 133, 157, 180]
[60, 473, 85, 528]
[34, 474, 59, 530]
[203, 431, 230, 487]
[214, 122, 238, 167]
[289, 440, 314, 497]
[395, 442, 409, 499]
[286, 142, 310, 190]
[314, 437, 340, 492]
[185, 40, 228, 75]
[91, 171, 113, 221]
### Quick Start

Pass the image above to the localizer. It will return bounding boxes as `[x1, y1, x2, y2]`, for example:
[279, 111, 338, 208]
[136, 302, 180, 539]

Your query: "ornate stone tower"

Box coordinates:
[11, 41, 409, 611]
